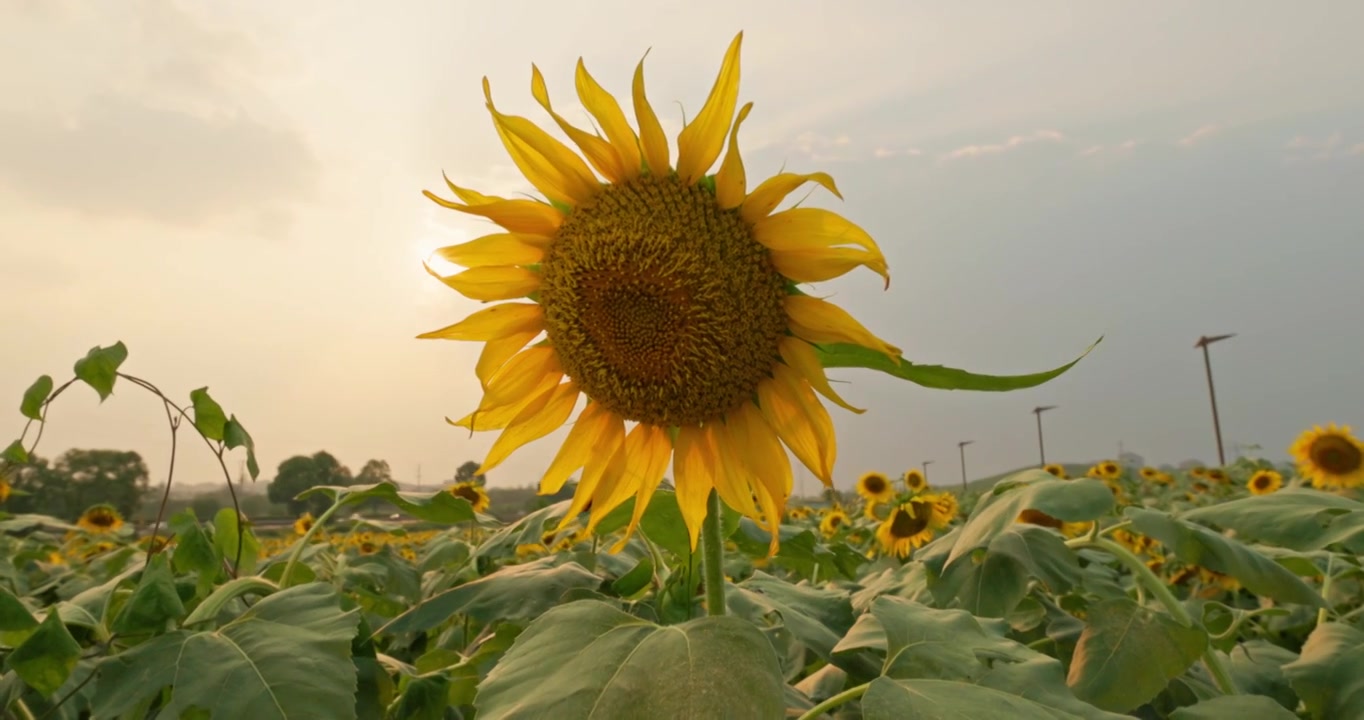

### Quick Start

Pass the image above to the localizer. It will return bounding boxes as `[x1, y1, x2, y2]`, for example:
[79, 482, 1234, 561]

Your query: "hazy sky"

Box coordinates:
[3, 1, 1362, 496]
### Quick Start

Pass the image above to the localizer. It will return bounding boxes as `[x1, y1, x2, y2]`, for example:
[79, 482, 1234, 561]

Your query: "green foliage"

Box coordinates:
[268, 451, 356, 516]
[2, 449, 150, 520]
[19, 375, 53, 421]
[72, 342, 127, 401]
[1066, 598, 1208, 713]
[813, 336, 1101, 391]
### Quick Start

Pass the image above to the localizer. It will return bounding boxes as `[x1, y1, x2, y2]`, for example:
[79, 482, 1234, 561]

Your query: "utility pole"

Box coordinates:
[921, 460, 934, 484]
[416, 464, 422, 492]
[1032, 405, 1057, 466]
[1195, 333, 1236, 466]
[958, 441, 974, 494]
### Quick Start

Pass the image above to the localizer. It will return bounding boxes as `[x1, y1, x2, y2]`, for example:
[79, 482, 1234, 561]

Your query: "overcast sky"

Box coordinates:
[3, 0, 1362, 495]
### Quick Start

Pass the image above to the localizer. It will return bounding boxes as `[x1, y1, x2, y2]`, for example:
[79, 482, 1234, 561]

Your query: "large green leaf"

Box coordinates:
[213, 507, 261, 576]
[946, 472, 1113, 566]
[833, 597, 1031, 680]
[1282, 622, 1364, 720]
[300, 482, 475, 524]
[861, 677, 1079, 720]
[92, 583, 360, 720]
[1065, 598, 1207, 713]
[19, 375, 53, 421]
[474, 599, 784, 720]
[1227, 640, 1299, 711]
[0, 588, 39, 645]
[110, 554, 185, 634]
[380, 558, 601, 634]
[1181, 489, 1364, 553]
[222, 414, 260, 480]
[5, 611, 80, 695]
[977, 658, 1131, 720]
[813, 336, 1100, 391]
[726, 571, 855, 661]
[934, 524, 1080, 618]
[72, 342, 128, 401]
[1169, 695, 1298, 720]
[188, 387, 228, 442]
[1126, 507, 1325, 607]
[472, 499, 572, 560]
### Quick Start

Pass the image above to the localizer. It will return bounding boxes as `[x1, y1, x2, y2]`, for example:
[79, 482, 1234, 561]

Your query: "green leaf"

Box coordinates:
[862, 677, 1077, 720]
[1065, 597, 1207, 713]
[945, 471, 1113, 566]
[833, 597, 1032, 680]
[6, 611, 81, 696]
[168, 510, 221, 578]
[19, 375, 53, 421]
[92, 583, 360, 720]
[0, 588, 39, 646]
[727, 571, 855, 662]
[1227, 640, 1299, 712]
[188, 387, 228, 442]
[2, 440, 27, 464]
[474, 599, 784, 720]
[977, 657, 1132, 720]
[300, 482, 475, 524]
[72, 342, 128, 401]
[110, 554, 185, 634]
[1126, 507, 1325, 607]
[213, 508, 261, 576]
[610, 555, 653, 597]
[380, 558, 601, 634]
[1169, 695, 1298, 720]
[1182, 488, 1364, 553]
[593, 488, 740, 560]
[222, 415, 259, 480]
[472, 499, 572, 560]
[813, 336, 1101, 392]
[1282, 622, 1364, 720]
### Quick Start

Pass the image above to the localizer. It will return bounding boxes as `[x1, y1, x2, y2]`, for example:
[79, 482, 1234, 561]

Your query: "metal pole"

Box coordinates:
[1031, 406, 1056, 466]
[922, 460, 934, 484]
[1195, 334, 1235, 466]
[958, 441, 973, 494]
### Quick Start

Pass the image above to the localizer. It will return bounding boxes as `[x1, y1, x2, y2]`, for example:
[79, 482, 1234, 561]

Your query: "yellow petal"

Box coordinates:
[708, 422, 761, 519]
[714, 102, 754, 210]
[612, 424, 674, 551]
[476, 331, 538, 388]
[785, 295, 902, 362]
[432, 233, 548, 268]
[449, 371, 561, 431]
[729, 402, 794, 497]
[530, 64, 627, 182]
[559, 413, 626, 525]
[740, 172, 842, 225]
[757, 364, 835, 485]
[423, 188, 563, 235]
[483, 77, 600, 206]
[425, 263, 541, 302]
[672, 424, 717, 551]
[752, 208, 884, 256]
[575, 59, 641, 180]
[478, 381, 580, 474]
[769, 246, 889, 287]
[481, 345, 562, 408]
[539, 403, 616, 495]
[676, 32, 743, 184]
[632, 53, 670, 176]
[778, 337, 865, 414]
[584, 443, 633, 533]
[417, 303, 544, 341]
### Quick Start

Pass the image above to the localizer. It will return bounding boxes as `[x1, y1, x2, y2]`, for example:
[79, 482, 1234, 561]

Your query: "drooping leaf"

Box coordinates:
[381, 558, 601, 634]
[1065, 597, 1207, 713]
[72, 342, 128, 401]
[1169, 695, 1298, 720]
[19, 375, 53, 421]
[222, 415, 259, 480]
[1, 439, 27, 464]
[91, 583, 360, 720]
[813, 336, 1101, 392]
[946, 472, 1113, 566]
[6, 610, 81, 695]
[726, 571, 855, 662]
[0, 588, 39, 646]
[110, 554, 185, 634]
[1282, 622, 1364, 720]
[213, 507, 260, 576]
[977, 657, 1132, 720]
[1227, 640, 1299, 712]
[474, 599, 784, 720]
[833, 596, 1032, 680]
[1182, 488, 1364, 553]
[861, 677, 1078, 720]
[188, 387, 228, 442]
[300, 482, 476, 524]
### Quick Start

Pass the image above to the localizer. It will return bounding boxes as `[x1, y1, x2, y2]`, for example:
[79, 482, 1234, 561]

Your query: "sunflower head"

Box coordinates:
[1139, 466, 1159, 481]
[1205, 468, 1228, 483]
[932, 492, 960, 522]
[1191, 481, 1210, 494]
[875, 493, 953, 558]
[1291, 424, 1364, 490]
[856, 471, 896, 504]
[78, 504, 124, 534]
[1042, 463, 1068, 479]
[819, 508, 850, 537]
[1112, 528, 1159, 556]
[420, 32, 898, 553]
[358, 540, 379, 555]
[902, 469, 928, 493]
[293, 512, 315, 536]
[1189, 466, 1208, 478]
[1247, 469, 1283, 496]
[788, 506, 813, 521]
[1016, 508, 1091, 538]
[448, 481, 491, 513]
[0, 477, 10, 504]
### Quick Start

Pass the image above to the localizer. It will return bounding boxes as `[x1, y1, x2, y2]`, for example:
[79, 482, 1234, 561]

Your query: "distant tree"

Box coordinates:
[267, 451, 354, 516]
[356, 459, 394, 486]
[454, 460, 486, 486]
[191, 495, 223, 520]
[3, 450, 149, 520]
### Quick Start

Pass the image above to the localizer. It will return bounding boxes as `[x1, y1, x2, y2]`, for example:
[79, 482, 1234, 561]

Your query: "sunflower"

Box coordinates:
[418, 33, 897, 552]
[0, 477, 10, 503]
[1152, 471, 1174, 485]
[1016, 508, 1091, 538]
[448, 481, 491, 513]
[1291, 424, 1364, 489]
[932, 492, 960, 522]
[1188, 466, 1208, 479]
[1205, 468, 1228, 484]
[1247, 469, 1283, 496]
[1042, 464, 1068, 479]
[1139, 466, 1159, 481]
[787, 506, 813, 521]
[875, 492, 953, 558]
[78, 504, 124, 534]
[856, 471, 897, 505]
[293, 512, 315, 535]
[1112, 528, 1158, 556]
[819, 507, 850, 537]
[902, 469, 928, 493]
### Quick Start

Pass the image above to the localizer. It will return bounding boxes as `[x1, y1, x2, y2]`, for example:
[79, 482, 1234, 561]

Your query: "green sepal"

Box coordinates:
[814, 337, 1102, 392]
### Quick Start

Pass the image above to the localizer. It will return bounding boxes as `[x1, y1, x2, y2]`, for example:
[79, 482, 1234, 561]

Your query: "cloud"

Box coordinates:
[940, 130, 1066, 162]
[873, 146, 923, 159]
[788, 131, 856, 162]
[1283, 132, 1360, 162]
[1177, 124, 1220, 148]
[1079, 139, 1138, 158]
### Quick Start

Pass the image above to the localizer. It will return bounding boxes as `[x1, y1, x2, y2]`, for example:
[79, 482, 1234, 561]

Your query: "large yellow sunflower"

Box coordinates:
[1247, 469, 1282, 496]
[855, 471, 897, 505]
[1290, 424, 1364, 490]
[77, 504, 124, 534]
[420, 33, 895, 551]
[448, 481, 492, 513]
[876, 492, 953, 558]
[902, 469, 928, 493]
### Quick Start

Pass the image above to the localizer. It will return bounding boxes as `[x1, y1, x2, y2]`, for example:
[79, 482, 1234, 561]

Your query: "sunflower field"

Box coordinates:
[7, 30, 1364, 720]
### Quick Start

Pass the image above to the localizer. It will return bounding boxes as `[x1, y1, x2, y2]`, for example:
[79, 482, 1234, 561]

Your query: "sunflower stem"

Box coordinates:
[1316, 553, 1336, 627]
[795, 682, 870, 720]
[701, 489, 727, 617]
[281, 498, 345, 589]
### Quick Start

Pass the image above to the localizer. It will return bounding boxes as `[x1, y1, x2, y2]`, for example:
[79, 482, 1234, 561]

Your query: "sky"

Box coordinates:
[3, 0, 1362, 496]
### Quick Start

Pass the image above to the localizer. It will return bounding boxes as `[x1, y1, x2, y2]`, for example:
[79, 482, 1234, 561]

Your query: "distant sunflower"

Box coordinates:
[876, 492, 953, 558]
[1139, 466, 1159, 481]
[1291, 424, 1364, 489]
[448, 481, 491, 512]
[933, 492, 960, 522]
[902, 469, 928, 493]
[819, 507, 850, 537]
[787, 506, 813, 521]
[1205, 468, 1228, 483]
[1188, 466, 1208, 479]
[1042, 464, 1068, 479]
[1191, 481, 1210, 494]
[1152, 471, 1174, 485]
[856, 471, 896, 505]
[358, 540, 379, 555]
[418, 33, 897, 553]
[0, 477, 10, 503]
[1247, 470, 1282, 495]
[78, 504, 123, 534]
[1016, 508, 1091, 538]
[293, 512, 315, 535]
